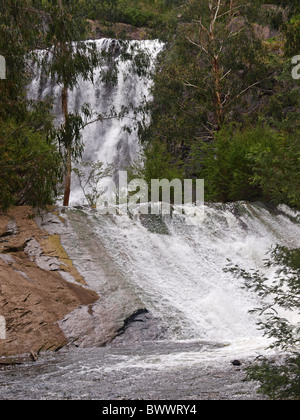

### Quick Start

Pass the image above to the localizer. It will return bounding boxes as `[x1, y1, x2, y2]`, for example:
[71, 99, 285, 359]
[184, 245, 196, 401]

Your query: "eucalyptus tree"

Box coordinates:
[183, 0, 267, 132]
[139, 0, 270, 178]
[0, 1, 63, 209]
[40, 0, 101, 206]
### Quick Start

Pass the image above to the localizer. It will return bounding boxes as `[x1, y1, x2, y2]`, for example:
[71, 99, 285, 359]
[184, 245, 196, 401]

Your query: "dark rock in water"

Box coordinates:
[231, 360, 242, 367]
[108, 309, 167, 346]
[30, 351, 38, 362]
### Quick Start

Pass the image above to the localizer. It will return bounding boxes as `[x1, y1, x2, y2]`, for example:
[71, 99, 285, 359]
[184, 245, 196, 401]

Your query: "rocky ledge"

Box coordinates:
[87, 20, 152, 41]
[0, 207, 99, 361]
[0, 207, 164, 363]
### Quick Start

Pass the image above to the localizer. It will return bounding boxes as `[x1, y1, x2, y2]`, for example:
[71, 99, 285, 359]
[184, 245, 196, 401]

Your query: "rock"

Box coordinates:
[30, 351, 38, 362]
[109, 309, 167, 346]
[0, 220, 18, 238]
[37, 208, 167, 348]
[231, 360, 242, 367]
[1, 206, 167, 357]
[0, 206, 99, 358]
[86, 20, 150, 41]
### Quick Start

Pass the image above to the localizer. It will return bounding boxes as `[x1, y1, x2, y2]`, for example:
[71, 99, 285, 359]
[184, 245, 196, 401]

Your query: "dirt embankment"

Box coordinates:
[0, 206, 98, 362]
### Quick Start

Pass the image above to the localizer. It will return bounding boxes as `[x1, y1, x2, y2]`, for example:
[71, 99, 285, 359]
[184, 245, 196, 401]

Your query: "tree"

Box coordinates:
[0, 0, 44, 118]
[40, 0, 100, 206]
[284, 14, 300, 57]
[139, 0, 271, 176]
[196, 124, 300, 207]
[227, 246, 300, 400]
[73, 161, 114, 207]
[0, 1, 63, 210]
[184, 0, 267, 132]
[0, 118, 62, 210]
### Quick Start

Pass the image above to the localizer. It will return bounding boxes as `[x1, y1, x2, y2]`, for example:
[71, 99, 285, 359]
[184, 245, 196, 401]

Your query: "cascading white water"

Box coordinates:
[28, 39, 300, 362]
[90, 204, 300, 349]
[52, 202, 300, 363]
[28, 39, 164, 205]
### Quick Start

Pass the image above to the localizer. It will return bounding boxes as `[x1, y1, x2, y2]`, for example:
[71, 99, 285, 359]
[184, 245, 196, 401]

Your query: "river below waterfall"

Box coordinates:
[0, 342, 265, 400]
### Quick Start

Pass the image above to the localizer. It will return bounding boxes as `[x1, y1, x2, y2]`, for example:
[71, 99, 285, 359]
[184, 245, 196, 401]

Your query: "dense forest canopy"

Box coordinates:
[0, 0, 299, 209]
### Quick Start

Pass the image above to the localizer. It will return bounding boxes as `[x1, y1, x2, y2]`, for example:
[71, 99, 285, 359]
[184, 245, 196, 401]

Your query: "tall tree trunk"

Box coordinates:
[212, 55, 223, 130]
[209, 0, 223, 130]
[62, 85, 71, 207]
[57, 0, 71, 206]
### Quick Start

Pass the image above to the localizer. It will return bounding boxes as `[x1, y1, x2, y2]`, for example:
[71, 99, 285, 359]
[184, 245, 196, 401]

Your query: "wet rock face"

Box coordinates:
[24, 238, 62, 271]
[36, 209, 167, 349]
[0, 206, 167, 359]
[110, 309, 167, 346]
[0, 207, 98, 360]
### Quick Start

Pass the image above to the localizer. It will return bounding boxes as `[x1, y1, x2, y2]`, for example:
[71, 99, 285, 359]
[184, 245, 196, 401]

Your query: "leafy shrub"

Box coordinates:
[227, 246, 300, 400]
[284, 14, 300, 56]
[196, 124, 300, 208]
[0, 120, 63, 210]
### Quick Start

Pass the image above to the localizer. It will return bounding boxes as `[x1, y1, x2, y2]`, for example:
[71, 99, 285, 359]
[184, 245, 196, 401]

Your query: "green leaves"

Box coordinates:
[0, 118, 63, 210]
[187, 123, 300, 209]
[284, 14, 300, 57]
[227, 245, 300, 399]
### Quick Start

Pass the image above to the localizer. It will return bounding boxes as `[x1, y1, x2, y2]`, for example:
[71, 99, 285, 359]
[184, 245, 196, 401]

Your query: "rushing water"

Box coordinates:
[3, 39, 298, 400]
[1, 203, 299, 400]
[58, 203, 300, 349]
[28, 39, 164, 205]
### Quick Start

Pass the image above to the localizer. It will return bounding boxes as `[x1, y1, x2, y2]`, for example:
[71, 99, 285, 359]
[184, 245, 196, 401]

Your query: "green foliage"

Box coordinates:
[196, 124, 300, 208]
[192, 125, 271, 203]
[141, 0, 272, 157]
[0, 1, 64, 210]
[249, 132, 300, 208]
[117, 1, 156, 27]
[284, 14, 300, 56]
[139, 0, 300, 210]
[245, 355, 300, 400]
[0, 119, 62, 210]
[227, 246, 300, 400]
[41, 0, 100, 89]
[78, 0, 182, 38]
[0, 0, 43, 119]
[128, 140, 184, 200]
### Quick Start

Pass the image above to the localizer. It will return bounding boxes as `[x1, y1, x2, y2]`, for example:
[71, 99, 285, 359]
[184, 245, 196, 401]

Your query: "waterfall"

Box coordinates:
[28, 39, 164, 205]
[40, 202, 300, 358]
[28, 38, 300, 359]
[92, 203, 300, 347]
